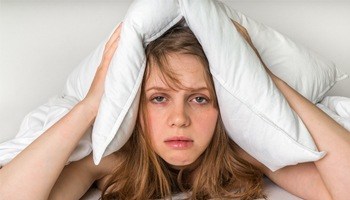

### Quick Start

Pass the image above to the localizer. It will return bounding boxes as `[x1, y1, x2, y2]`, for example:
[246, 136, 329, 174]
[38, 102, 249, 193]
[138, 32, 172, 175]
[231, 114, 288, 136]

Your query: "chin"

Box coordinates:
[163, 156, 197, 169]
[157, 150, 203, 169]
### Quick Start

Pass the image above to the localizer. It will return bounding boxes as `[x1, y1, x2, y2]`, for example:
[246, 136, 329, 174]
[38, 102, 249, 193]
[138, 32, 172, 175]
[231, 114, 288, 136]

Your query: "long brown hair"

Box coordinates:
[101, 19, 265, 200]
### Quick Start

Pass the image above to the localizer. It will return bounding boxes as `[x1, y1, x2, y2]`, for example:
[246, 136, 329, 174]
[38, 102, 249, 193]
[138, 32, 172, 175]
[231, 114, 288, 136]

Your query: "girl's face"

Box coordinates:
[144, 53, 218, 168]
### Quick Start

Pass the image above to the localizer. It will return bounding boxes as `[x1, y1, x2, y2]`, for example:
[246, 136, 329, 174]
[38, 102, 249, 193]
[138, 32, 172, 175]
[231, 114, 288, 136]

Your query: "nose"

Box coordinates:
[167, 102, 190, 128]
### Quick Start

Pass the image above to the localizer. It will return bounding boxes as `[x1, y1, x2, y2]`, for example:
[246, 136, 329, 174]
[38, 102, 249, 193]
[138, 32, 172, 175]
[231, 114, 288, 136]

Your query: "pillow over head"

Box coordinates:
[91, 0, 332, 171]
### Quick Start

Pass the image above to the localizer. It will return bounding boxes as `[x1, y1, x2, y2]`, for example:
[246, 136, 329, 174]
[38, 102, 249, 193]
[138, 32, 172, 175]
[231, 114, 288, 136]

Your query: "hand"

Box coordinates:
[231, 20, 275, 77]
[82, 23, 123, 116]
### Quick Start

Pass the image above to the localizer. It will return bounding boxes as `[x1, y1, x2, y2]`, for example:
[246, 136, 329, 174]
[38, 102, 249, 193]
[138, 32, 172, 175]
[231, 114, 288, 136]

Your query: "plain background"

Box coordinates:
[1, 0, 350, 143]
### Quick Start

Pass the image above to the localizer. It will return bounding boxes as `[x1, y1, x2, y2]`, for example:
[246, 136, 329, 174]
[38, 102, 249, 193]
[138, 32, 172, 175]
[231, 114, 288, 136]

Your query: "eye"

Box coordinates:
[151, 96, 167, 104]
[192, 96, 209, 104]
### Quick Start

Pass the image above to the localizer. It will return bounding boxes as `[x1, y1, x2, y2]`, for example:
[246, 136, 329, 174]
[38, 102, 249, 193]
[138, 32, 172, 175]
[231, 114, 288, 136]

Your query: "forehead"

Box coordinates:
[145, 53, 208, 89]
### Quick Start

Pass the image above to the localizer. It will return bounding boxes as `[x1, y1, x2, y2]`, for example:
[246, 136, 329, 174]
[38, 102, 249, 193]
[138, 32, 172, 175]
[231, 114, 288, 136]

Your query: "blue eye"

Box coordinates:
[193, 96, 208, 104]
[151, 96, 166, 103]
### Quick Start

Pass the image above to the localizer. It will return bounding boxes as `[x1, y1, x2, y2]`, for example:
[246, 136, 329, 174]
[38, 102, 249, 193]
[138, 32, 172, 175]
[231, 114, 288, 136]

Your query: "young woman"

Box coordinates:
[0, 19, 349, 200]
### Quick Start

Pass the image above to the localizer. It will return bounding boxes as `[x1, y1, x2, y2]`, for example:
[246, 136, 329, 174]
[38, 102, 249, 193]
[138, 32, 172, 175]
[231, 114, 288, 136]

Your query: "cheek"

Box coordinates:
[144, 107, 167, 145]
[193, 108, 218, 140]
[146, 107, 163, 131]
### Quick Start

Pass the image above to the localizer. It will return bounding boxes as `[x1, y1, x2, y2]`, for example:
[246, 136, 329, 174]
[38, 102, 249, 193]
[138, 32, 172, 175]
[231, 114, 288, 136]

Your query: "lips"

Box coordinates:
[164, 136, 194, 149]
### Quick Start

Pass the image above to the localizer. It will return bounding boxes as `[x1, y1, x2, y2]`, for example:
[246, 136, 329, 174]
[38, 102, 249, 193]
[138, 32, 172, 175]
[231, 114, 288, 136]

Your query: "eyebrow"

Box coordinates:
[146, 86, 209, 92]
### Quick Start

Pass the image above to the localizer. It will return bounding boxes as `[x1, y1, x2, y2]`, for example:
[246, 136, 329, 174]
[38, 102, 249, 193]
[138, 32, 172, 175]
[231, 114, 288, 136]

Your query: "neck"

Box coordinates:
[165, 155, 204, 188]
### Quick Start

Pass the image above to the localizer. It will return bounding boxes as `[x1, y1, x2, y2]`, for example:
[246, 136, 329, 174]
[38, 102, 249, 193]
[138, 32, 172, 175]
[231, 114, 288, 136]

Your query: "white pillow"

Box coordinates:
[93, 0, 330, 171]
[180, 0, 326, 171]
[91, 0, 183, 164]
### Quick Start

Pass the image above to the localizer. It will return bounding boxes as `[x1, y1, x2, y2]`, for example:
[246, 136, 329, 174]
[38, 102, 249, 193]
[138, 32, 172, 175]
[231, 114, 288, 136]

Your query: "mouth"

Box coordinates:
[164, 136, 194, 149]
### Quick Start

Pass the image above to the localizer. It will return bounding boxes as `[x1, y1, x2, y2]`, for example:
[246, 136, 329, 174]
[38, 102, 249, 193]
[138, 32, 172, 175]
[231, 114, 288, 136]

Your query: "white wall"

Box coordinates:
[1, 0, 349, 143]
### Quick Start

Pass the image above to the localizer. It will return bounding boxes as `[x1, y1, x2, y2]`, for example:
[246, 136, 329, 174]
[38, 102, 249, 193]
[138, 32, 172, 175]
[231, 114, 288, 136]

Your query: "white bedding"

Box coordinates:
[317, 96, 350, 130]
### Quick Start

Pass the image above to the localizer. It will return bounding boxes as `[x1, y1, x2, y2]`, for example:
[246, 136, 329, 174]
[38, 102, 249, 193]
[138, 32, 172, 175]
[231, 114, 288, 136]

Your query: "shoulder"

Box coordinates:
[93, 152, 121, 179]
[90, 152, 123, 190]
[76, 151, 121, 182]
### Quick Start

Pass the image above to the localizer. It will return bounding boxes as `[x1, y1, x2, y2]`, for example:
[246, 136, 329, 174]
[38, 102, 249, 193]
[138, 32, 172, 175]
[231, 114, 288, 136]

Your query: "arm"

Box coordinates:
[0, 103, 95, 200]
[0, 23, 122, 200]
[48, 153, 119, 200]
[270, 71, 350, 200]
[237, 146, 332, 200]
[233, 20, 350, 199]
[48, 153, 98, 200]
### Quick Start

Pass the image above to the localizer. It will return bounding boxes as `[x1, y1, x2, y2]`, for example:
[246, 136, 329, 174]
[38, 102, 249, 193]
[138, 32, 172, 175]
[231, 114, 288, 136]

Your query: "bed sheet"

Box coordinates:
[317, 96, 350, 130]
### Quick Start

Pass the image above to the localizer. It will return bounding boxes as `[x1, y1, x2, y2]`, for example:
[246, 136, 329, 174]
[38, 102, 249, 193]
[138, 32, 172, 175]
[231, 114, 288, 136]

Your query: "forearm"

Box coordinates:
[271, 75, 350, 200]
[0, 102, 95, 200]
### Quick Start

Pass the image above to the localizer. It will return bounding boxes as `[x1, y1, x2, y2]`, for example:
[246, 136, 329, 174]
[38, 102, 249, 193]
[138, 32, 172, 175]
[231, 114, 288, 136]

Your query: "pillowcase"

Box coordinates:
[94, 0, 331, 171]
[180, 0, 326, 171]
[91, 0, 183, 165]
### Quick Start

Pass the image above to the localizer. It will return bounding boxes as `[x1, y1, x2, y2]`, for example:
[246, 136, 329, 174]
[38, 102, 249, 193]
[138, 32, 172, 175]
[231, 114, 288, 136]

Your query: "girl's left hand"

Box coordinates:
[231, 20, 275, 77]
[82, 22, 123, 116]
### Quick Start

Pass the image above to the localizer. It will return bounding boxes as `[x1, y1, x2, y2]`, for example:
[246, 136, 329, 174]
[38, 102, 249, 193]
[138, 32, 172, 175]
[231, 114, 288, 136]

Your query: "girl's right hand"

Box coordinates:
[231, 20, 274, 77]
[82, 23, 123, 116]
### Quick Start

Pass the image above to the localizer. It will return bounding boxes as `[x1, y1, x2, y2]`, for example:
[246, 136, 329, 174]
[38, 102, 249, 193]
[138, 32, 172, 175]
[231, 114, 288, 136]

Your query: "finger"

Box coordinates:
[104, 22, 123, 51]
[108, 22, 123, 44]
[106, 32, 121, 51]
[107, 36, 120, 53]
[101, 36, 120, 68]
